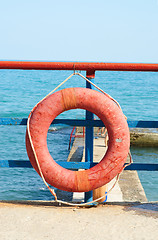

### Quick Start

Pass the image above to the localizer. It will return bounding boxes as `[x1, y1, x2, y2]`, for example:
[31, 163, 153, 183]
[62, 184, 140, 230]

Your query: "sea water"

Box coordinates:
[0, 69, 158, 201]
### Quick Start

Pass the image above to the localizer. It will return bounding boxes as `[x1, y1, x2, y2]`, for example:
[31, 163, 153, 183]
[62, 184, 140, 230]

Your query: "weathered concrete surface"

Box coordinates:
[93, 137, 147, 202]
[119, 171, 147, 202]
[0, 202, 158, 240]
[79, 127, 158, 147]
[130, 131, 158, 147]
[130, 128, 158, 147]
[68, 135, 147, 203]
[67, 137, 84, 162]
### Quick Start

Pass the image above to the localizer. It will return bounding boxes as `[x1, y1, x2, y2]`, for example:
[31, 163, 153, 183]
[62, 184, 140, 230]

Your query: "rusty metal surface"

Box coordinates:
[0, 61, 158, 72]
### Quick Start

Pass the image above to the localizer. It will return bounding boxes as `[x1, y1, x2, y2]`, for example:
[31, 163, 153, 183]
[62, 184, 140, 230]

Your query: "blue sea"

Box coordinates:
[0, 69, 158, 201]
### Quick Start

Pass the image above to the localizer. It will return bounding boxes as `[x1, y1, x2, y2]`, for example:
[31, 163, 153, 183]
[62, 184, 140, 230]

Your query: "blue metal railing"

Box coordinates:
[0, 61, 158, 203]
[1, 118, 158, 128]
[0, 159, 158, 171]
[0, 118, 158, 172]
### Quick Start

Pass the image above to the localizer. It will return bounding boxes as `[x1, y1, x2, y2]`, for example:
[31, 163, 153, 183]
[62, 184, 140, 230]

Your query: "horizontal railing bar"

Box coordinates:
[0, 118, 27, 125]
[127, 120, 158, 128]
[54, 119, 103, 127]
[0, 61, 158, 72]
[0, 118, 158, 128]
[124, 163, 158, 171]
[0, 160, 158, 171]
[0, 160, 32, 168]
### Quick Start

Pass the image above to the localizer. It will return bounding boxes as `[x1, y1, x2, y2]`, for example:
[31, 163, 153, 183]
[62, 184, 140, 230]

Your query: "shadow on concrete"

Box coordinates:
[124, 202, 158, 218]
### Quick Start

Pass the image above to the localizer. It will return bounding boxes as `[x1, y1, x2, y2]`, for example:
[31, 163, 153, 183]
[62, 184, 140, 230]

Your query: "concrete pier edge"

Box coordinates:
[67, 128, 149, 203]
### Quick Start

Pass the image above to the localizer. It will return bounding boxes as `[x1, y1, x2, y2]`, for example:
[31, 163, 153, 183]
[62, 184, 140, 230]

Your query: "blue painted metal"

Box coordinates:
[0, 160, 158, 171]
[0, 117, 104, 126]
[0, 118, 27, 125]
[84, 78, 94, 203]
[124, 163, 158, 171]
[85, 80, 94, 165]
[1, 118, 158, 128]
[0, 160, 92, 169]
[0, 160, 32, 168]
[127, 120, 158, 128]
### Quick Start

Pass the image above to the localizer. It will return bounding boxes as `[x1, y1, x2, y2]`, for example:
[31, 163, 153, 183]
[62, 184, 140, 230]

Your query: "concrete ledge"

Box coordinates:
[67, 135, 148, 203]
[130, 128, 158, 147]
[119, 171, 147, 202]
[0, 201, 158, 240]
[0, 199, 157, 207]
[67, 137, 84, 163]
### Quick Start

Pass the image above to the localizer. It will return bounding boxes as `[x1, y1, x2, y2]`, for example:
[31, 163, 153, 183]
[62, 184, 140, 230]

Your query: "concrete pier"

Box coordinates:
[70, 136, 147, 203]
[130, 128, 158, 147]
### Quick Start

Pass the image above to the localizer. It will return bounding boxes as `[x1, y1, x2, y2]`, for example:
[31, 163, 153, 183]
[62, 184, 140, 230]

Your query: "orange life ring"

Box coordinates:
[26, 88, 130, 192]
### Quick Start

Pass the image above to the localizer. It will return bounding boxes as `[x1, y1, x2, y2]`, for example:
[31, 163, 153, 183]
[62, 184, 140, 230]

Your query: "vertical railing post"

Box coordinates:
[84, 70, 95, 203]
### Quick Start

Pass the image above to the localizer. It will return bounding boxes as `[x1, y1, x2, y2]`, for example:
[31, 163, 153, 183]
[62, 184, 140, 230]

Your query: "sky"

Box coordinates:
[0, 0, 158, 63]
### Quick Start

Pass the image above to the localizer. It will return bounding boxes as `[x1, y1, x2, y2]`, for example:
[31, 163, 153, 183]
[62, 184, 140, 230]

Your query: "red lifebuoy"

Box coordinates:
[26, 88, 130, 192]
